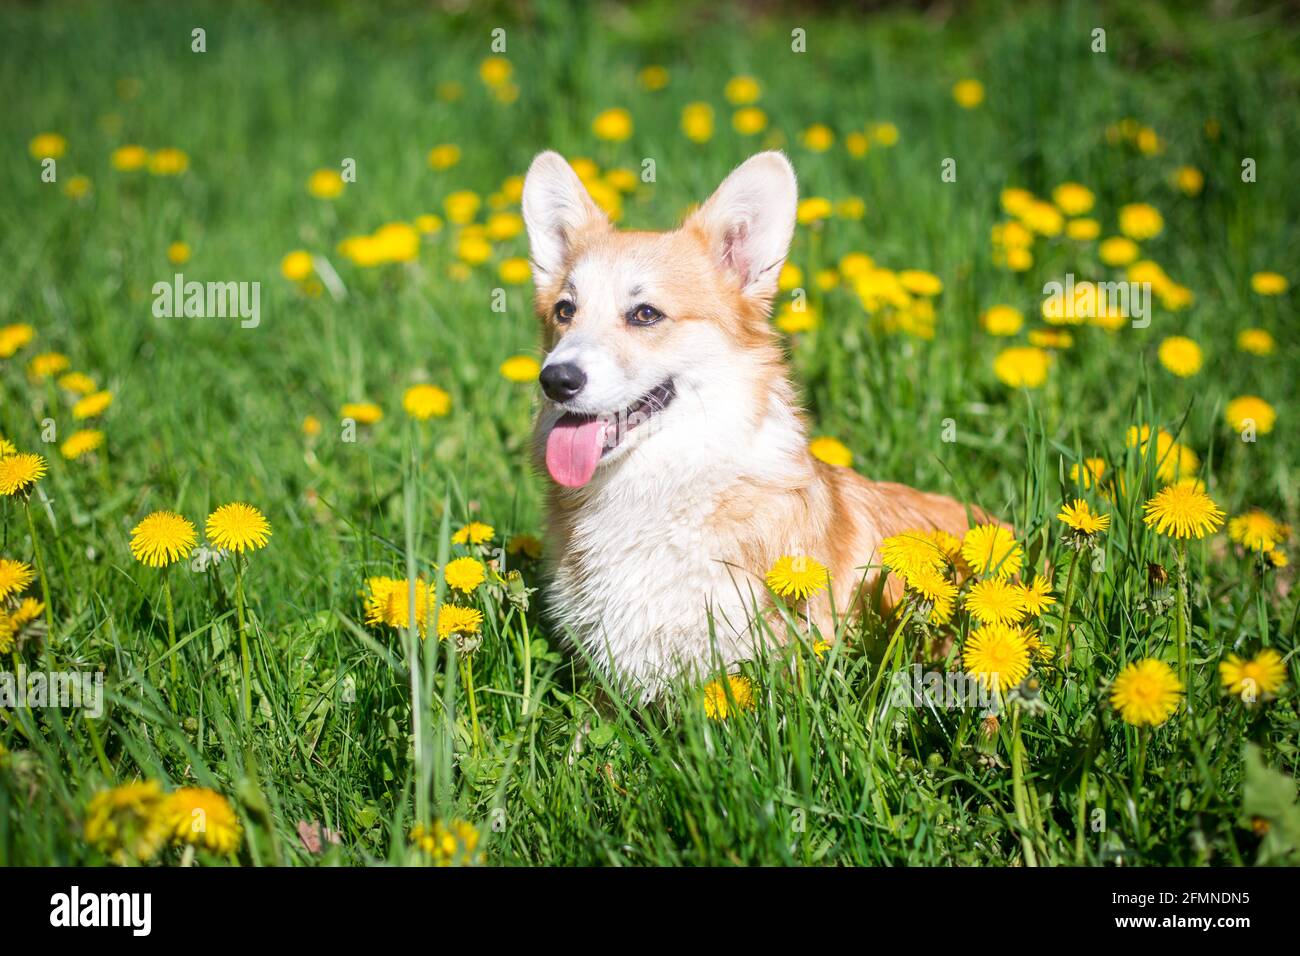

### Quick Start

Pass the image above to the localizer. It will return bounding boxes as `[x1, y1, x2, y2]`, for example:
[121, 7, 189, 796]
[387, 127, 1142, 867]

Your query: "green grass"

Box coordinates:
[1, 0, 1297, 866]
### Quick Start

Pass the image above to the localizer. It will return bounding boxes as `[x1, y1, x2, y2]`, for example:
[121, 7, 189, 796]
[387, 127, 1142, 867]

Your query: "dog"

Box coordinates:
[522, 150, 994, 700]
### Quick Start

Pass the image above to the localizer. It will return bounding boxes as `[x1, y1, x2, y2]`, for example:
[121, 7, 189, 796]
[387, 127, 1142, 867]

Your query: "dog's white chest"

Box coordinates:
[546, 481, 762, 696]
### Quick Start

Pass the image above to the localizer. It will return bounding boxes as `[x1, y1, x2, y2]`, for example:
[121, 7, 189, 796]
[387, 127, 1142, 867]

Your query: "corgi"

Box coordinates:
[522, 150, 996, 700]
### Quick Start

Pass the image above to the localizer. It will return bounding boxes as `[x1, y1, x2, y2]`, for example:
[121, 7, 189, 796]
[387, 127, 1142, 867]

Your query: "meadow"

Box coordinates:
[0, 0, 1297, 866]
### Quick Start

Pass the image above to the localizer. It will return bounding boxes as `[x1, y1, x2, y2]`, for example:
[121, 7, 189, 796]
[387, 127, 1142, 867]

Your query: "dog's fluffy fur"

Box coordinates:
[523, 150, 993, 699]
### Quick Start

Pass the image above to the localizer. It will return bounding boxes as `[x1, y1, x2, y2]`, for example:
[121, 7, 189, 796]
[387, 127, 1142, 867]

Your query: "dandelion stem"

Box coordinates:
[162, 572, 179, 709]
[864, 607, 912, 726]
[1056, 546, 1081, 661]
[24, 499, 54, 647]
[461, 654, 482, 752]
[234, 553, 251, 722]
[1175, 542, 1191, 715]
[1010, 703, 1038, 867]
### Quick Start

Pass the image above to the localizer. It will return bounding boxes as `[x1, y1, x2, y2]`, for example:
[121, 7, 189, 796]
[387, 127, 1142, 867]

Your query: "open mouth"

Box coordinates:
[545, 380, 676, 488]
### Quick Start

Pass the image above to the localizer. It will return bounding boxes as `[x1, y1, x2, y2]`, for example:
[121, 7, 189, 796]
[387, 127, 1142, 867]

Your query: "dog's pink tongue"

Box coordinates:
[546, 416, 607, 487]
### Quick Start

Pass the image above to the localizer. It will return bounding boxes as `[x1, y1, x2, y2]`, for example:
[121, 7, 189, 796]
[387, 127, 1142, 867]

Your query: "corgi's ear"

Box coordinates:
[687, 151, 797, 302]
[522, 151, 609, 286]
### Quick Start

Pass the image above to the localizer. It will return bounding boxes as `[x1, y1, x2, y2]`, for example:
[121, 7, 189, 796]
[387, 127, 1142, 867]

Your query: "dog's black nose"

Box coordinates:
[539, 362, 586, 402]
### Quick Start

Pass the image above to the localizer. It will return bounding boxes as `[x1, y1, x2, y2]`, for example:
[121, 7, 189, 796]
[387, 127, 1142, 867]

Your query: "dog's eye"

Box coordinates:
[627, 304, 664, 327]
[553, 300, 576, 323]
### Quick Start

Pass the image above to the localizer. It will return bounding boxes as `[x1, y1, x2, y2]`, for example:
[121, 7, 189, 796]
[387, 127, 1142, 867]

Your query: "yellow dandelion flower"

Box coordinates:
[703, 674, 755, 720]
[880, 530, 947, 577]
[899, 270, 943, 296]
[808, 436, 853, 468]
[1228, 510, 1289, 553]
[1118, 202, 1163, 240]
[436, 604, 483, 641]
[499, 355, 540, 382]
[964, 624, 1031, 693]
[0, 453, 47, 496]
[0, 323, 35, 358]
[1126, 425, 1199, 483]
[29, 132, 67, 159]
[638, 65, 669, 91]
[61, 429, 104, 461]
[72, 390, 114, 420]
[0, 559, 36, 601]
[1066, 217, 1101, 241]
[1236, 328, 1275, 356]
[167, 241, 190, 265]
[592, 107, 633, 142]
[1051, 182, 1095, 216]
[1110, 658, 1182, 726]
[1157, 336, 1203, 377]
[1219, 649, 1287, 701]
[205, 503, 272, 553]
[993, 346, 1051, 388]
[158, 787, 242, 855]
[443, 556, 485, 594]
[980, 305, 1024, 336]
[964, 577, 1030, 626]
[1098, 236, 1140, 266]
[765, 555, 829, 601]
[1020, 575, 1057, 616]
[426, 143, 461, 170]
[110, 143, 148, 171]
[84, 781, 167, 864]
[443, 190, 482, 225]
[1250, 272, 1288, 296]
[57, 371, 96, 394]
[1058, 499, 1110, 536]
[952, 78, 985, 109]
[478, 56, 511, 87]
[1225, 396, 1275, 435]
[486, 210, 523, 241]
[147, 147, 189, 176]
[365, 577, 431, 636]
[411, 819, 482, 865]
[681, 102, 715, 143]
[0, 438, 14, 457]
[340, 401, 383, 425]
[129, 511, 198, 568]
[800, 124, 835, 152]
[307, 168, 344, 199]
[1142, 484, 1225, 540]
[28, 352, 69, 379]
[797, 197, 833, 225]
[10, 596, 43, 629]
[732, 107, 768, 135]
[280, 250, 313, 281]
[724, 75, 761, 105]
[1172, 166, 1204, 196]
[452, 522, 495, 545]
[506, 533, 543, 560]
[868, 121, 899, 146]
[403, 384, 452, 421]
[904, 565, 957, 625]
[961, 524, 1023, 579]
[1070, 458, 1107, 489]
